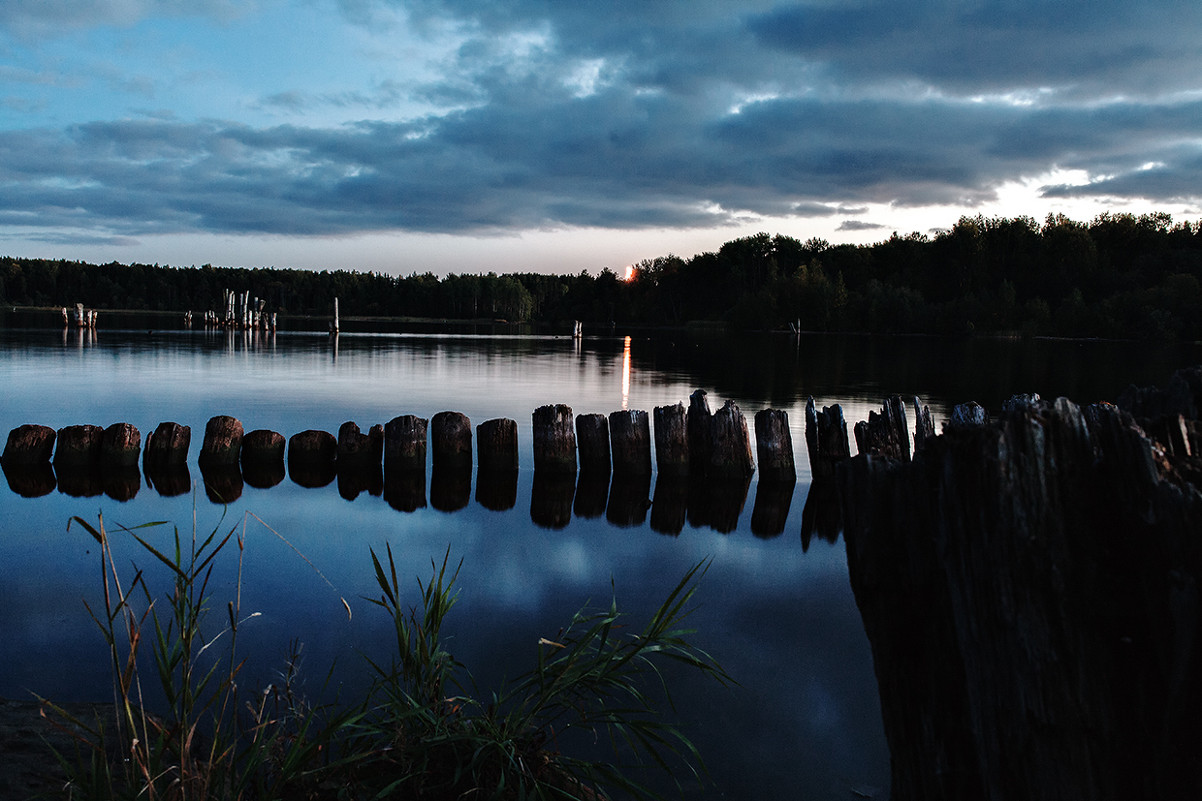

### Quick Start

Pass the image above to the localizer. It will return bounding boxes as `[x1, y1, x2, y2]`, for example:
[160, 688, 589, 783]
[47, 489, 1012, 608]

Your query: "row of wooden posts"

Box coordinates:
[60, 303, 98, 329]
[0, 390, 807, 483]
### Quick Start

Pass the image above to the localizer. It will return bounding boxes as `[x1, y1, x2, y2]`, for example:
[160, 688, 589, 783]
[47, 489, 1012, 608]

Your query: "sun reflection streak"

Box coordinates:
[621, 335, 631, 410]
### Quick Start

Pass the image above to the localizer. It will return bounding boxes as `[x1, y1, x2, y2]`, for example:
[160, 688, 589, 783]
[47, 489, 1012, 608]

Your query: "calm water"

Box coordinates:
[1, 320, 1198, 799]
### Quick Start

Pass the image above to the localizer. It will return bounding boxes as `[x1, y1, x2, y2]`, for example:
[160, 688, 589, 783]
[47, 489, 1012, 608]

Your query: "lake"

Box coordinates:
[1, 316, 1198, 799]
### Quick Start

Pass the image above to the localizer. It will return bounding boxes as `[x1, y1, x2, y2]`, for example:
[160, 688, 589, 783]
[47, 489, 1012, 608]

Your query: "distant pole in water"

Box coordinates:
[572, 320, 582, 339]
[331, 297, 340, 334]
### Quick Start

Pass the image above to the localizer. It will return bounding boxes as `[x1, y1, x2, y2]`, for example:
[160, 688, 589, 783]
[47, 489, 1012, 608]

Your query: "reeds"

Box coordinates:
[44, 512, 732, 800]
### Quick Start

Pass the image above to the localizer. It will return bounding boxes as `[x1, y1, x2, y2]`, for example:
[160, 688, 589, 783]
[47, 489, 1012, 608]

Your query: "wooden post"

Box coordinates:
[101, 423, 141, 468]
[754, 408, 795, 483]
[287, 429, 337, 487]
[914, 396, 936, 453]
[687, 389, 713, 475]
[575, 412, 610, 473]
[199, 415, 243, 466]
[384, 415, 427, 473]
[241, 429, 285, 464]
[609, 409, 651, 476]
[337, 421, 383, 469]
[2, 424, 57, 465]
[533, 404, 577, 473]
[804, 397, 851, 481]
[431, 411, 472, 470]
[710, 400, 754, 478]
[852, 395, 910, 460]
[654, 403, 689, 477]
[331, 297, 340, 334]
[477, 418, 518, 472]
[143, 422, 191, 467]
[54, 424, 104, 468]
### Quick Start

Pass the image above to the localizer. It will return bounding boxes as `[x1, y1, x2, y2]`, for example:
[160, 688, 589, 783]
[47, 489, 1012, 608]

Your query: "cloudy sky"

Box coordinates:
[2, 1, 1200, 276]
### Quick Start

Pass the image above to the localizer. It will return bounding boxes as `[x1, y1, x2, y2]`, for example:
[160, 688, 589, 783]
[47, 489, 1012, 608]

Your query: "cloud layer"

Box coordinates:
[2, 0, 1200, 250]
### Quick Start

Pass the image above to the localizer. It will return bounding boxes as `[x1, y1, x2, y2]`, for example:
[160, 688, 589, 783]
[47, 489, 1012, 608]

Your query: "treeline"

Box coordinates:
[2, 211, 1201, 339]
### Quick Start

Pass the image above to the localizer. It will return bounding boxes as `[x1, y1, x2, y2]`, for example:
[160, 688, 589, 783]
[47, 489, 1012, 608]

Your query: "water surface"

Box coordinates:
[1, 323, 1197, 799]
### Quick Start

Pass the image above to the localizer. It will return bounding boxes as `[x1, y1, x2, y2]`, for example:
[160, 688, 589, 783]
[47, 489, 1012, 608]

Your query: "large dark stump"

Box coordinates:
[840, 385, 1202, 801]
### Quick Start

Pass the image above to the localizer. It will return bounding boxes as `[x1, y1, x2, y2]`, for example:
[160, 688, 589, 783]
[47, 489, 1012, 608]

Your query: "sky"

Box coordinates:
[2, 1, 1201, 277]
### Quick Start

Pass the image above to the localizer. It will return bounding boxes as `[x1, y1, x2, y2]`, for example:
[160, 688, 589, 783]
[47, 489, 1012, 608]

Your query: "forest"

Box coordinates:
[2, 211, 1201, 340]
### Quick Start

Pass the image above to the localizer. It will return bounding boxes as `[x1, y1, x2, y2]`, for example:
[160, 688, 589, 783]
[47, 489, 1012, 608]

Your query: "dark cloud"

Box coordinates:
[2, 0, 1201, 241]
[837, 220, 887, 232]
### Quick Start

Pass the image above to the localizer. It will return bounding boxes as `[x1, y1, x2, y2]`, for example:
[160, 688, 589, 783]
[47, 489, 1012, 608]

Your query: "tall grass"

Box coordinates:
[44, 512, 732, 800]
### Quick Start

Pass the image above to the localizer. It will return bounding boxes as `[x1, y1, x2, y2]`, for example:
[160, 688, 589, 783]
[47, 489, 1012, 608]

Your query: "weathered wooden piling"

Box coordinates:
[144, 422, 191, 467]
[804, 397, 851, 481]
[852, 395, 910, 460]
[913, 397, 936, 453]
[101, 423, 141, 467]
[199, 415, 243, 466]
[753, 409, 795, 483]
[839, 378, 1202, 801]
[337, 421, 383, 468]
[287, 429, 337, 489]
[477, 418, 518, 473]
[575, 413, 609, 474]
[431, 411, 472, 470]
[2, 424, 56, 465]
[687, 390, 713, 473]
[709, 400, 754, 478]
[384, 415, 428, 472]
[55, 424, 104, 467]
[653, 403, 689, 477]
[533, 404, 577, 474]
[241, 429, 285, 488]
[609, 409, 652, 476]
[241, 429, 285, 465]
